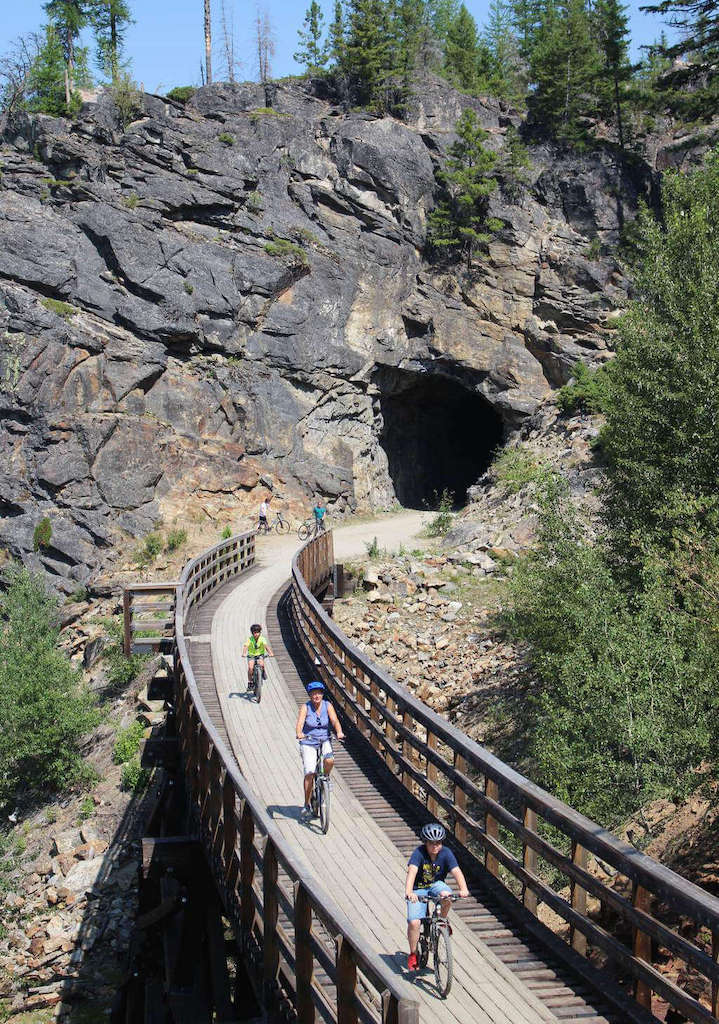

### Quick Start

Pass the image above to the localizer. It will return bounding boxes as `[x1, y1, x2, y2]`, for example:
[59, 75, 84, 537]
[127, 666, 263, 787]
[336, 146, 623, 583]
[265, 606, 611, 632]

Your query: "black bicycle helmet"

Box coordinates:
[421, 822, 446, 843]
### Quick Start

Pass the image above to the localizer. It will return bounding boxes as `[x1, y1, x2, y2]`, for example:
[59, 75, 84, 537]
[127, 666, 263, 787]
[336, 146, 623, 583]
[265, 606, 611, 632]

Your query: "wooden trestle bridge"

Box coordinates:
[124, 523, 719, 1024]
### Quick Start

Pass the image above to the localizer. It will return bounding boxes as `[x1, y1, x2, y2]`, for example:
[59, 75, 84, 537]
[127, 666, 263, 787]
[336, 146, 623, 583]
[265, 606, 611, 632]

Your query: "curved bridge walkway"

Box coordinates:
[185, 515, 627, 1024]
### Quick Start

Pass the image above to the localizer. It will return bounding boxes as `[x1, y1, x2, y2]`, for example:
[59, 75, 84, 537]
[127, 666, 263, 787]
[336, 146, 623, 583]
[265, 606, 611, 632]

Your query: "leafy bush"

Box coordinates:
[492, 449, 555, 493]
[264, 239, 308, 266]
[110, 73, 142, 129]
[556, 361, 612, 416]
[120, 758, 150, 793]
[586, 236, 601, 260]
[100, 617, 147, 688]
[166, 85, 195, 103]
[424, 489, 455, 537]
[165, 528, 187, 552]
[135, 531, 163, 565]
[218, 132, 234, 146]
[78, 796, 94, 821]
[112, 720, 145, 765]
[0, 565, 98, 805]
[33, 516, 52, 551]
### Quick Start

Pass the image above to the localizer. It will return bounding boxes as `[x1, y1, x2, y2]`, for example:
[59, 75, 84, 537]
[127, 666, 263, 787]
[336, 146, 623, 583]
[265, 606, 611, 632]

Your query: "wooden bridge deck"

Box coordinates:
[185, 521, 636, 1024]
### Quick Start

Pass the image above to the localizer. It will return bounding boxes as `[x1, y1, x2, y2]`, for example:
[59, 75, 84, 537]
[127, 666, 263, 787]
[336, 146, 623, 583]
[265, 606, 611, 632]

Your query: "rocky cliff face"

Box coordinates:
[0, 76, 653, 590]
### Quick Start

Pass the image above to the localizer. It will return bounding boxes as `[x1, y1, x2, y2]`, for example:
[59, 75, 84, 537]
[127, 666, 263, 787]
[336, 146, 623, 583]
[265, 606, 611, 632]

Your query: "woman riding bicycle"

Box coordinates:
[405, 822, 469, 972]
[295, 681, 344, 820]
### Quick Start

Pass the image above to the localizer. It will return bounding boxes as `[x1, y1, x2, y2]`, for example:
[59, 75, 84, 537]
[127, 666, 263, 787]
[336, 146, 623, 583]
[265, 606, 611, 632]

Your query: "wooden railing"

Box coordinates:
[290, 531, 719, 1024]
[123, 582, 178, 656]
[173, 531, 418, 1024]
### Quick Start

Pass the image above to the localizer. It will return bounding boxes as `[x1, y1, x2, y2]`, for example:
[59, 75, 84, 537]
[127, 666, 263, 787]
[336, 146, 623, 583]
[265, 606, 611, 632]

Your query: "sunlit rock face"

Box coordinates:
[0, 77, 653, 588]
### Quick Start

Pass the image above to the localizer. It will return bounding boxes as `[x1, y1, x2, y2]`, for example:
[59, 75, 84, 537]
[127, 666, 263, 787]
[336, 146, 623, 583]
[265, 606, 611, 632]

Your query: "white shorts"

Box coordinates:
[300, 741, 333, 774]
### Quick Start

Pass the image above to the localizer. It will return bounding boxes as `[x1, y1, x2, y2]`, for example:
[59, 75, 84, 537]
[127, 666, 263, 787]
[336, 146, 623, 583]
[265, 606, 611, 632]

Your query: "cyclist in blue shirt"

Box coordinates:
[405, 822, 469, 971]
[295, 681, 344, 819]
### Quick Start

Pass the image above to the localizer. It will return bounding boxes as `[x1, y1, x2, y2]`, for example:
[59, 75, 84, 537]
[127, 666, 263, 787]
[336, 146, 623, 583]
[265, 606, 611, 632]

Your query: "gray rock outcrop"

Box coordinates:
[0, 77, 654, 588]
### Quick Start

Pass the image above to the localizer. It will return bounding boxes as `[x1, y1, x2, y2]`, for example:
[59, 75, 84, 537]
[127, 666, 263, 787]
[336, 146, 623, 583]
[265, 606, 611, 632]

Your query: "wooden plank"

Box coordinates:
[485, 777, 499, 877]
[570, 843, 588, 956]
[523, 806, 538, 916]
[632, 884, 652, 1012]
[295, 883, 315, 1024]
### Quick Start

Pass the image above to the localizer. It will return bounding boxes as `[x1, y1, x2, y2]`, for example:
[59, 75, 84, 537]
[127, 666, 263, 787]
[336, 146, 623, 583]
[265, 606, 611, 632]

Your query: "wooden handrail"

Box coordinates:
[173, 531, 418, 1024]
[290, 530, 719, 1024]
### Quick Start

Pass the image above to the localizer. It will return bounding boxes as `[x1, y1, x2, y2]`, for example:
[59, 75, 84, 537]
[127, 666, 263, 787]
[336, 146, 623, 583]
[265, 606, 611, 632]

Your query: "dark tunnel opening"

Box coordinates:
[375, 367, 505, 507]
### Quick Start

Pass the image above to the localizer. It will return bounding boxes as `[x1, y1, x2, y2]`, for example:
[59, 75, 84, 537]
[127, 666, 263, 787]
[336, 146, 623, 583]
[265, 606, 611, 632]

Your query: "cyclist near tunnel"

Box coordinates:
[295, 680, 344, 819]
[242, 623, 274, 691]
[405, 822, 469, 972]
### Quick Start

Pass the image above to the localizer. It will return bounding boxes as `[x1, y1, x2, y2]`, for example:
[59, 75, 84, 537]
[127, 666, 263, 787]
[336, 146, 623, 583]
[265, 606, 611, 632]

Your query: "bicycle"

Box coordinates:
[248, 654, 271, 704]
[300, 738, 342, 833]
[257, 511, 290, 536]
[297, 518, 327, 541]
[416, 894, 460, 998]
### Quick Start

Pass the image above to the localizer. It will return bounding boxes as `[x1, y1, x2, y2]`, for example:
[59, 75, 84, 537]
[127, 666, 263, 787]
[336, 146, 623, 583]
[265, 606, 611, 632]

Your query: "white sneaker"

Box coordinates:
[300, 804, 312, 820]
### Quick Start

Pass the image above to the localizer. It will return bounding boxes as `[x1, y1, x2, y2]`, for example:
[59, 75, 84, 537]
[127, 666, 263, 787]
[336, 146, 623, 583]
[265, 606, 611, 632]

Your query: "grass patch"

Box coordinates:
[166, 85, 195, 103]
[557, 360, 612, 416]
[218, 132, 234, 146]
[264, 238, 308, 266]
[122, 192, 139, 209]
[40, 297, 77, 320]
[492, 448, 555, 493]
[33, 516, 52, 551]
[183, 281, 194, 294]
[121, 757, 150, 792]
[221, 525, 232, 540]
[249, 107, 290, 124]
[165, 528, 187, 551]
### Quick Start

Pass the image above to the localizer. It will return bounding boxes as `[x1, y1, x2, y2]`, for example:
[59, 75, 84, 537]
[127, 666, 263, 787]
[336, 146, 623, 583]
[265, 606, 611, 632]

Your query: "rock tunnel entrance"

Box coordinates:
[375, 367, 504, 507]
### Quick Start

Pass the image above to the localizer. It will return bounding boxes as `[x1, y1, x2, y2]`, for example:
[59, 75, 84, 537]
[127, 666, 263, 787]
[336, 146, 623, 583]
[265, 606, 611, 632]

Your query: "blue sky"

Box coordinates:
[2, 0, 670, 95]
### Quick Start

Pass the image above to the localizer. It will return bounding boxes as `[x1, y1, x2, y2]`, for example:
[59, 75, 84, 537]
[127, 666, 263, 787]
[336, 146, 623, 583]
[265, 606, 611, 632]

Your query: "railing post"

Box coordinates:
[123, 588, 132, 656]
[484, 776, 499, 876]
[522, 805, 537, 915]
[401, 710, 415, 794]
[453, 752, 467, 845]
[570, 841, 587, 955]
[426, 732, 439, 817]
[223, 775, 238, 890]
[240, 802, 255, 938]
[632, 884, 652, 1011]
[294, 882, 314, 1024]
[369, 677, 382, 753]
[712, 929, 718, 1018]
[263, 838, 279, 1000]
[336, 935, 358, 1024]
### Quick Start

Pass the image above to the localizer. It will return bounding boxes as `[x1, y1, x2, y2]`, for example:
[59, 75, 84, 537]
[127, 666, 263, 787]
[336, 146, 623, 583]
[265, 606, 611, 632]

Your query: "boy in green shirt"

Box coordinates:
[242, 623, 274, 691]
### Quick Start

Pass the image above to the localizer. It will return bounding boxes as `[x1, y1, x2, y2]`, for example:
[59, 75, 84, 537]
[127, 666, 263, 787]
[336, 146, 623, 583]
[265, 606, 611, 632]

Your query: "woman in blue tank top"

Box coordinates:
[295, 680, 344, 819]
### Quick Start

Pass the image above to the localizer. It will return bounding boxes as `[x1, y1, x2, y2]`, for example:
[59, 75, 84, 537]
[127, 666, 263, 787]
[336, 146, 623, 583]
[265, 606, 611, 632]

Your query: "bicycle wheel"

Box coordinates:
[297, 522, 310, 541]
[318, 776, 330, 834]
[253, 661, 263, 704]
[433, 924, 453, 998]
[275, 516, 290, 535]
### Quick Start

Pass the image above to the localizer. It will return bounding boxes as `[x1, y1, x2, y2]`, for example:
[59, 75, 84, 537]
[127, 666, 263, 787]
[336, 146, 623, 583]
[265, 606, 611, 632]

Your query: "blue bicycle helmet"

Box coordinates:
[421, 822, 446, 843]
[306, 680, 325, 693]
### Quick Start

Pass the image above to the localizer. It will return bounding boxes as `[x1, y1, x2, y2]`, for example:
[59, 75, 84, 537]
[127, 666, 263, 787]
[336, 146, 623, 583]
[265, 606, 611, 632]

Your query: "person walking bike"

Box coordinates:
[295, 681, 344, 820]
[405, 823, 469, 973]
[312, 499, 327, 531]
[257, 495, 271, 534]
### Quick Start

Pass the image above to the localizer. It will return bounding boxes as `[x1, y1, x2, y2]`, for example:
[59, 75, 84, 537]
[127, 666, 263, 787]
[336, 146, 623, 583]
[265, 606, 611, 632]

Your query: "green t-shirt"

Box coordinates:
[247, 635, 267, 657]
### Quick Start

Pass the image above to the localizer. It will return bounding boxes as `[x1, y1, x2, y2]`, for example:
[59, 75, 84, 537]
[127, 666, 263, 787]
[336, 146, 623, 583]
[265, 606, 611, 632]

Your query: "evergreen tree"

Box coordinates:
[44, 0, 87, 97]
[88, 0, 133, 82]
[530, 0, 601, 142]
[295, 0, 329, 73]
[345, 0, 392, 107]
[499, 123, 531, 198]
[393, 0, 426, 110]
[510, 0, 543, 60]
[25, 24, 68, 116]
[429, 108, 503, 269]
[482, 0, 524, 101]
[426, 0, 459, 42]
[641, 0, 719, 115]
[594, 0, 632, 146]
[444, 4, 481, 91]
[328, 0, 347, 68]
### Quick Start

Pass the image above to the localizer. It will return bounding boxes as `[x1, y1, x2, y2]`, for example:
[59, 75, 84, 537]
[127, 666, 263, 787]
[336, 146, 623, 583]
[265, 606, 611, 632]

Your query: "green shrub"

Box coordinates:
[492, 449, 555, 494]
[40, 298, 76, 320]
[135, 531, 163, 565]
[165, 528, 187, 552]
[557, 361, 612, 416]
[586, 236, 601, 260]
[365, 536, 380, 559]
[0, 565, 98, 804]
[110, 73, 142, 129]
[246, 190, 263, 212]
[69, 585, 89, 603]
[120, 758, 150, 792]
[264, 238, 308, 266]
[424, 489, 455, 537]
[166, 85, 196, 103]
[221, 525, 232, 540]
[100, 616, 147, 688]
[248, 107, 289, 123]
[112, 720, 145, 764]
[33, 516, 52, 551]
[218, 132, 234, 146]
[122, 192, 139, 209]
[78, 796, 94, 821]
[183, 281, 194, 294]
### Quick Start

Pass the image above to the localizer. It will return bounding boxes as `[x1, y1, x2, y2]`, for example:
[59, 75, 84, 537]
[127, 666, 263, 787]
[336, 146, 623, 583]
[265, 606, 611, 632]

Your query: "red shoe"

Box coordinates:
[407, 952, 418, 972]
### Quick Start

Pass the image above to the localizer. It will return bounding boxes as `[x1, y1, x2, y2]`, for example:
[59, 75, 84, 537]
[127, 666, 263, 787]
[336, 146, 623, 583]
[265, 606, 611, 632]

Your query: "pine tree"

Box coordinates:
[328, 0, 346, 68]
[444, 4, 481, 91]
[88, 0, 133, 82]
[530, 0, 601, 142]
[594, 0, 631, 146]
[426, 0, 459, 42]
[44, 0, 88, 98]
[429, 108, 503, 269]
[345, 0, 392, 107]
[510, 0, 543, 61]
[482, 0, 524, 101]
[26, 24, 68, 116]
[393, 0, 426, 111]
[295, 0, 329, 73]
[640, 0, 719, 116]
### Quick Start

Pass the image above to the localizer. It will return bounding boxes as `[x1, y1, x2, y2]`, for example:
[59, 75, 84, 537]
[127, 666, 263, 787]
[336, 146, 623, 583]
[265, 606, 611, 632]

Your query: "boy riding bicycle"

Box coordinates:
[295, 680, 344, 819]
[405, 822, 469, 971]
[242, 624, 274, 691]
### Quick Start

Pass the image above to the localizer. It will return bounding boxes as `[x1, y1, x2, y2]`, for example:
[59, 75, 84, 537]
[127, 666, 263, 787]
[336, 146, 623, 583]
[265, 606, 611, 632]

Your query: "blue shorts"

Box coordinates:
[406, 881, 452, 921]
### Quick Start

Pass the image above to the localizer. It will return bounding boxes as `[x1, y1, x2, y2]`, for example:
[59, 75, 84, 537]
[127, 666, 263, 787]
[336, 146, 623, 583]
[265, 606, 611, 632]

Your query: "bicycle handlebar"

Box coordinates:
[416, 893, 462, 903]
